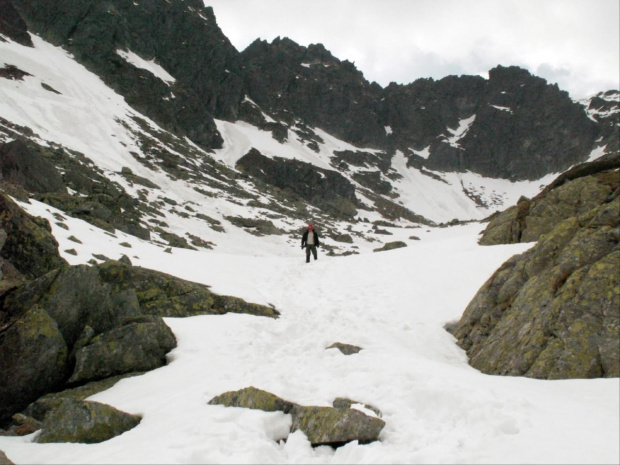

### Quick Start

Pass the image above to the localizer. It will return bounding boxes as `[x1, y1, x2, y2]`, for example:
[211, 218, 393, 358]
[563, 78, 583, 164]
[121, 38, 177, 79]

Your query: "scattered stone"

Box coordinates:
[373, 241, 407, 252]
[326, 342, 362, 355]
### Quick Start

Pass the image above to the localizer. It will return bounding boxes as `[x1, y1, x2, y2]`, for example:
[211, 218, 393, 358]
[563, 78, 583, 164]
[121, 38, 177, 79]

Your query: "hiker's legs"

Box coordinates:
[311, 245, 317, 260]
[305, 246, 311, 263]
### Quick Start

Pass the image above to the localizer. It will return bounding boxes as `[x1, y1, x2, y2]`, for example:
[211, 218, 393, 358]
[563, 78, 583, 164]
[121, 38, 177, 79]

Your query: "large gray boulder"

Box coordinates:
[69, 316, 176, 384]
[0, 194, 68, 281]
[0, 305, 68, 425]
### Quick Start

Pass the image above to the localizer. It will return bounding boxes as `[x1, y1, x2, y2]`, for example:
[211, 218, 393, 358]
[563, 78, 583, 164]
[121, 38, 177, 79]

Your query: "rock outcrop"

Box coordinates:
[0, 195, 279, 429]
[480, 153, 620, 245]
[0, 0, 32, 47]
[208, 386, 385, 447]
[0, 140, 66, 195]
[236, 148, 358, 218]
[451, 155, 619, 379]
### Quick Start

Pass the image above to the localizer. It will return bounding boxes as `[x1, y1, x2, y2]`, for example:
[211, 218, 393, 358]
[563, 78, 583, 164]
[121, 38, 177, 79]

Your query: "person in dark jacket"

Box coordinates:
[301, 224, 320, 263]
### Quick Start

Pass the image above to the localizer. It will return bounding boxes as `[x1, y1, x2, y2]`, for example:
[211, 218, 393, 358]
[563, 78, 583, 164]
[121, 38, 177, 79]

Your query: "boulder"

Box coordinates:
[0, 305, 67, 425]
[0, 450, 14, 465]
[290, 405, 385, 447]
[208, 386, 295, 413]
[35, 399, 141, 444]
[22, 373, 143, 424]
[69, 316, 176, 384]
[452, 195, 620, 379]
[208, 386, 385, 447]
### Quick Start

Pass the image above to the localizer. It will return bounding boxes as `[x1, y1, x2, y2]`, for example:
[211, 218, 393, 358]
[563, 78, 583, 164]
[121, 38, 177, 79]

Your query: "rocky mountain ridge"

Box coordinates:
[1, 0, 618, 259]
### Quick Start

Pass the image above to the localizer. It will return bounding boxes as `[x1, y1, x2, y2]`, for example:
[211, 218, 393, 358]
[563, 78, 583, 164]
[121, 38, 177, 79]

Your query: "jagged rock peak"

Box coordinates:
[243, 36, 349, 69]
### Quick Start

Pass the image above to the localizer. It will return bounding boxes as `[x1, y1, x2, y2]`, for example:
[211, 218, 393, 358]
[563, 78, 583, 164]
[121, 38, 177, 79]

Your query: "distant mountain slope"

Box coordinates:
[1, 0, 618, 256]
[6, 0, 617, 179]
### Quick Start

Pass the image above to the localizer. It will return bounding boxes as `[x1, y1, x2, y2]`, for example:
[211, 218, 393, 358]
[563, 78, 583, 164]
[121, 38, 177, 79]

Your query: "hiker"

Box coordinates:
[301, 224, 320, 263]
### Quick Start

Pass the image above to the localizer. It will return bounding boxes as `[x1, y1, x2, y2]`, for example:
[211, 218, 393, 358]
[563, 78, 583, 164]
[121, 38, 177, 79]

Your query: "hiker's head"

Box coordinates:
[308, 224, 313, 231]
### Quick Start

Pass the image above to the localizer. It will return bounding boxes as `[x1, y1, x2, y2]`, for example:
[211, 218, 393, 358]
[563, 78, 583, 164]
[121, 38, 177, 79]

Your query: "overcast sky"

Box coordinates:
[203, 0, 619, 99]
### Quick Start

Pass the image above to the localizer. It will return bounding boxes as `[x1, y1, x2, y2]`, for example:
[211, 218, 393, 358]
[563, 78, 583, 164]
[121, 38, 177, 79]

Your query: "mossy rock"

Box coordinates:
[208, 386, 295, 413]
[290, 405, 385, 446]
[479, 155, 619, 245]
[326, 342, 362, 355]
[453, 197, 620, 379]
[22, 373, 144, 423]
[0, 305, 68, 426]
[211, 295, 279, 318]
[69, 317, 176, 384]
[35, 399, 141, 444]
[0, 194, 68, 280]
[373, 241, 407, 252]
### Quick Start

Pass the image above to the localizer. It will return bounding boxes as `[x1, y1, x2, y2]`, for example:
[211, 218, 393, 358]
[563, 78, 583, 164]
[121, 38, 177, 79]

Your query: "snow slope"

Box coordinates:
[0, 202, 617, 464]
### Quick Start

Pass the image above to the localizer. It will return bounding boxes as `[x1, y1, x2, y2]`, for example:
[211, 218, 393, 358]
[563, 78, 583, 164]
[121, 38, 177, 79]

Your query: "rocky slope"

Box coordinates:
[0, 193, 277, 434]
[450, 154, 619, 379]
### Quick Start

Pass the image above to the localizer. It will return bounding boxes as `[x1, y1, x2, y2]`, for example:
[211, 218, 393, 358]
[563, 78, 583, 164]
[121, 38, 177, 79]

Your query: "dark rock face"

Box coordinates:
[208, 386, 385, 447]
[6, 0, 614, 184]
[241, 38, 385, 148]
[0, 194, 67, 281]
[385, 67, 600, 179]
[241, 36, 603, 180]
[585, 91, 620, 154]
[452, 157, 620, 379]
[10, 0, 244, 150]
[421, 66, 598, 180]
[236, 148, 358, 218]
[0, 140, 66, 194]
[0, 305, 68, 426]
[0, 0, 32, 47]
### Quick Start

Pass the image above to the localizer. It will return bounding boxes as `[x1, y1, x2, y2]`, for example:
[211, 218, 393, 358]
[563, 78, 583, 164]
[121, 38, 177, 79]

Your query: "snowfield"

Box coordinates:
[0, 203, 618, 464]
